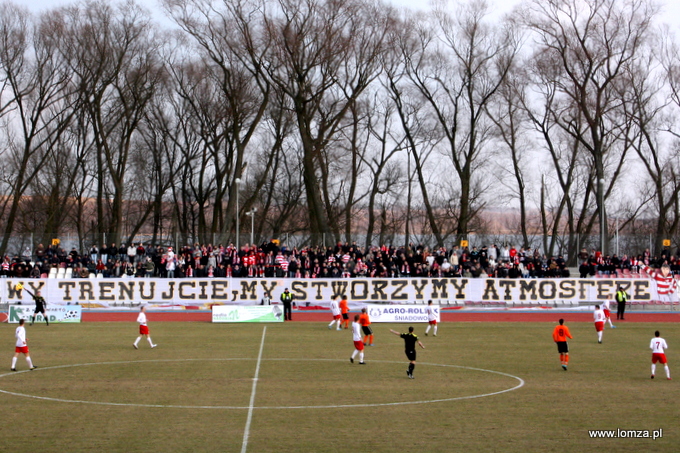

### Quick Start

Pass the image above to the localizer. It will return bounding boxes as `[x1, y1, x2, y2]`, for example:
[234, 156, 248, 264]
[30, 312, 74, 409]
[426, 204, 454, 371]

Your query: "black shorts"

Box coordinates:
[556, 342, 569, 354]
[342, 313, 349, 320]
[405, 350, 417, 361]
[34, 305, 45, 314]
[361, 325, 373, 336]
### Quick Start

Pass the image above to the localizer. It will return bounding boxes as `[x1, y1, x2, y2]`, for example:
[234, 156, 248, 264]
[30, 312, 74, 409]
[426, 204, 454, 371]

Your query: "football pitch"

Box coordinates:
[0, 319, 677, 452]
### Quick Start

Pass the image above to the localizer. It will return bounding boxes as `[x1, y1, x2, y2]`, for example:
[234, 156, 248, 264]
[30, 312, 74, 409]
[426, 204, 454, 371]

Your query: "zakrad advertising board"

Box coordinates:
[8, 305, 82, 323]
[212, 305, 284, 323]
[365, 304, 440, 323]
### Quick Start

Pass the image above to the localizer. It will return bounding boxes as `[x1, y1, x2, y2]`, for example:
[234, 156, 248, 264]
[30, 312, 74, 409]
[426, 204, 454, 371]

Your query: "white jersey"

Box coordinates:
[352, 322, 362, 341]
[601, 300, 610, 311]
[650, 337, 668, 354]
[329, 299, 341, 316]
[593, 309, 605, 323]
[15, 325, 26, 347]
[426, 305, 438, 322]
[137, 312, 148, 326]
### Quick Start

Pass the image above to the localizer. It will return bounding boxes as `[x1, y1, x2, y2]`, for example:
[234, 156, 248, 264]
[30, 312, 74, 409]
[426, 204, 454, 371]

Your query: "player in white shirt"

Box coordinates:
[133, 305, 157, 349]
[328, 295, 342, 330]
[11, 319, 36, 371]
[601, 300, 615, 328]
[650, 331, 671, 380]
[424, 300, 438, 336]
[349, 315, 365, 365]
[593, 305, 606, 344]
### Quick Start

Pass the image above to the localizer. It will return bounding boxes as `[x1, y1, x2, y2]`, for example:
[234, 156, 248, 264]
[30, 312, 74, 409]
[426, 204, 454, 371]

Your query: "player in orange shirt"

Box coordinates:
[552, 318, 573, 370]
[358, 307, 373, 346]
[339, 295, 350, 329]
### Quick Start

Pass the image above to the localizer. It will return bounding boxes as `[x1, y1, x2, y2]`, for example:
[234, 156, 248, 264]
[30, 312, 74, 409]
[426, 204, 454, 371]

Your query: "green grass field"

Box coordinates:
[0, 320, 677, 452]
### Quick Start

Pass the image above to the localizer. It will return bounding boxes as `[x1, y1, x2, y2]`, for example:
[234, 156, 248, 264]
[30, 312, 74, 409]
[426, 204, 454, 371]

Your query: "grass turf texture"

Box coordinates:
[0, 320, 677, 452]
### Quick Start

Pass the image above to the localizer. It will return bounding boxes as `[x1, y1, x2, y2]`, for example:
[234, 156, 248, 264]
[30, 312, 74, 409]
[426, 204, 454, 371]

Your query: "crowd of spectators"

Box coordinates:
[577, 247, 680, 277]
[1, 241, 677, 279]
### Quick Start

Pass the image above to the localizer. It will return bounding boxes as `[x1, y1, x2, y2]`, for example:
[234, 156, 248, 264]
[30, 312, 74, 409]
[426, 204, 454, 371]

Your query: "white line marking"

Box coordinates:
[0, 359, 524, 409]
[241, 326, 266, 453]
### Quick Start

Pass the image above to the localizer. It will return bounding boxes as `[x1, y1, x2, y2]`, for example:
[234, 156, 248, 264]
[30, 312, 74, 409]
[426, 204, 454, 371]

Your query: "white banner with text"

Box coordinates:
[0, 277, 671, 307]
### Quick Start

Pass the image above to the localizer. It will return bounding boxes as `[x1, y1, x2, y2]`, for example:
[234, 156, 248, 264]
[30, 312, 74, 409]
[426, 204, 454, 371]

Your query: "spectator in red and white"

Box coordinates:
[441, 258, 452, 274]
[1, 256, 10, 277]
[274, 251, 286, 277]
[166, 256, 176, 278]
[639, 262, 678, 303]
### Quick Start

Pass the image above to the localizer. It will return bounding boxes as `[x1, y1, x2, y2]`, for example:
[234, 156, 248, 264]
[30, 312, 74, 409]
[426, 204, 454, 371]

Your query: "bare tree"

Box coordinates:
[395, 1, 518, 245]
[524, 0, 659, 254]
[364, 91, 405, 249]
[254, 88, 305, 240]
[0, 3, 77, 256]
[384, 13, 445, 248]
[485, 67, 532, 249]
[624, 41, 680, 254]
[164, 0, 273, 247]
[257, 0, 395, 244]
[53, 0, 164, 246]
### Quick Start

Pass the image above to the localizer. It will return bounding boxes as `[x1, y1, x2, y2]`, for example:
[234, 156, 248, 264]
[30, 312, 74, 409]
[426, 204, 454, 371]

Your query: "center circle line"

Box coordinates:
[0, 358, 524, 409]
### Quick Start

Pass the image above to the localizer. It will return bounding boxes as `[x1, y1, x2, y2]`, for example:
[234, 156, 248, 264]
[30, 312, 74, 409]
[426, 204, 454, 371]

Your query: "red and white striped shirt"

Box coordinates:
[639, 264, 677, 295]
[275, 253, 286, 266]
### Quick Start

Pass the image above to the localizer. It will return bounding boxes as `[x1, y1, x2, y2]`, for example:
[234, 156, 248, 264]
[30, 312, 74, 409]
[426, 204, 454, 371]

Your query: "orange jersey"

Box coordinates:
[552, 325, 573, 343]
[359, 312, 370, 327]
[339, 299, 349, 314]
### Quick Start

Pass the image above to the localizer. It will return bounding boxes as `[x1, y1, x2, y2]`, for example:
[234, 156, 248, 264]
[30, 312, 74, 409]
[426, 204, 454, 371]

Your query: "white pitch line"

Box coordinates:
[241, 326, 267, 453]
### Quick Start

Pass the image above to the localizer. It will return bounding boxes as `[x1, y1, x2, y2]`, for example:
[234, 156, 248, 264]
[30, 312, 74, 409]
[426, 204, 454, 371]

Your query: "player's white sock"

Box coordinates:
[665, 365, 670, 379]
[651, 364, 656, 375]
[434, 325, 438, 335]
[351, 350, 358, 359]
[425, 325, 431, 334]
[359, 352, 364, 362]
[607, 318, 614, 327]
[134, 337, 141, 346]
[147, 337, 154, 346]
[11, 357, 17, 368]
[26, 357, 33, 368]
[597, 331, 603, 342]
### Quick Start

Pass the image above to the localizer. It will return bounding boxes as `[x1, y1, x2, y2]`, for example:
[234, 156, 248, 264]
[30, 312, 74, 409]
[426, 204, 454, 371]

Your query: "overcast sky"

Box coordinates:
[23, 0, 680, 29]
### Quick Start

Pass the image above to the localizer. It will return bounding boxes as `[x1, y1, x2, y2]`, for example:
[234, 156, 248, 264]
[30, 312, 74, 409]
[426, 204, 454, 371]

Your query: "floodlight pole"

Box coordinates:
[235, 178, 241, 251]
[599, 178, 605, 254]
[247, 208, 258, 246]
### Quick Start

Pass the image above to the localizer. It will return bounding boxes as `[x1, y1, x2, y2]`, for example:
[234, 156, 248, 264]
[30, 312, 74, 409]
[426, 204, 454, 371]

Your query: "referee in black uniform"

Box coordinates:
[390, 326, 425, 379]
[30, 290, 48, 326]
